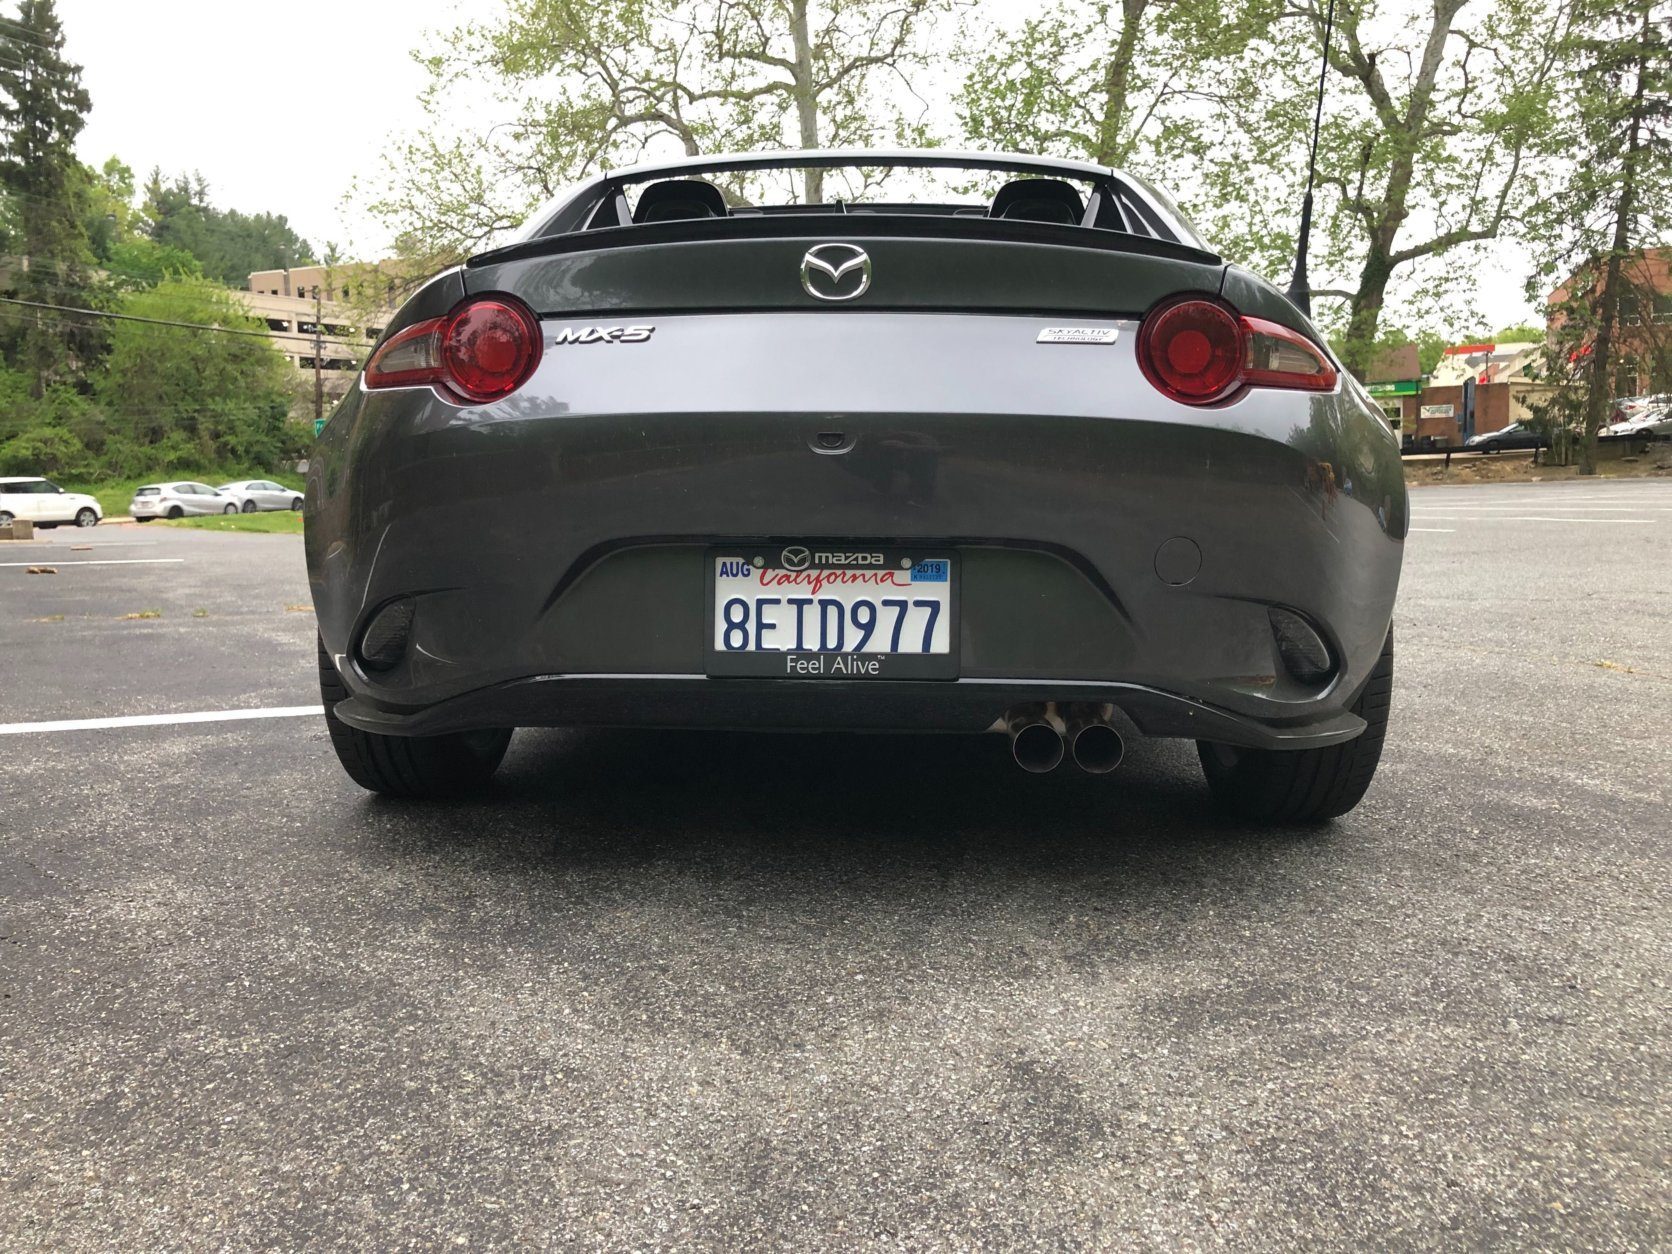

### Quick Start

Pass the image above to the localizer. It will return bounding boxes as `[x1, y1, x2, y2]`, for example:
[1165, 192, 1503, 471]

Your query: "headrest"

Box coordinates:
[633, 179, 728, 223]
[990, 178, 1085, 225]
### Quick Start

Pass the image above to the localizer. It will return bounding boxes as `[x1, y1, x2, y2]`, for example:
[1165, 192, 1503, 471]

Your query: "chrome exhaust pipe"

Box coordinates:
[1064, 705, 1125, 774]
[1007, 708, 1064, 774]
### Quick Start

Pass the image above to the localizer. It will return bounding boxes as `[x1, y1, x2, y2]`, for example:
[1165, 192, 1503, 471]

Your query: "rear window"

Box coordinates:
[136, 487, 161, 496]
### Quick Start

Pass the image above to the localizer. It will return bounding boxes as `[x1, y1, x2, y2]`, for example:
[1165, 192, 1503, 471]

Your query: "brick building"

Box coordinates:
[1548, 246, 1672, 396]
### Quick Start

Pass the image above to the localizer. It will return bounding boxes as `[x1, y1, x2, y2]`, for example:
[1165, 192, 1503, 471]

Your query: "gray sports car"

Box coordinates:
[306, 150, 1404, 820]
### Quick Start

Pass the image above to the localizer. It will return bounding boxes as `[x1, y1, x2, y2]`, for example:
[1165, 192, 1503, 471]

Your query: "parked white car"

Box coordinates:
[216, 479, 305, 513]
[128, 481, 241, 521]
[0, 476, 102, 528]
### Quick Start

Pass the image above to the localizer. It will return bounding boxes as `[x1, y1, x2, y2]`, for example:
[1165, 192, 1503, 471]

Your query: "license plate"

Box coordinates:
[707, 544, 958, 679]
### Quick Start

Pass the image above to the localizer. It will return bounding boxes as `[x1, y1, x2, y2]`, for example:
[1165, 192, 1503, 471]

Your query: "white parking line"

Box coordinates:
[1408, 528, 1455, 533]
[0, 541, 158, 547]
[1410, 516, 1653, 523]
[1408, 505, 1672, 512]
[0, 558, 186, 567]
[0, 706, 322, 736]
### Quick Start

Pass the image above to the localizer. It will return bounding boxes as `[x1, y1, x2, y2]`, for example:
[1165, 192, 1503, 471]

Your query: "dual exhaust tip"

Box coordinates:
[1008, 704, 1125, 775]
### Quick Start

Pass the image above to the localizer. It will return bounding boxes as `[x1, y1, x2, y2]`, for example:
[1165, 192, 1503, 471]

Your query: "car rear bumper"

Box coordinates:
[329, 673, 1368, 749]
[308, 372, 1405, 747]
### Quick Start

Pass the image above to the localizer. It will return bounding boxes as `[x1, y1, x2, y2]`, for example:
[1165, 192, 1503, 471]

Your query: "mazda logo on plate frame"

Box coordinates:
[800, 243, 871, 302]
[780, 546, 811, 570]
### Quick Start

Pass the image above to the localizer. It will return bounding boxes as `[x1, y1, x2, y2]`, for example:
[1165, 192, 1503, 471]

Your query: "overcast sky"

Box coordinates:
[57, 0, 1537, 331]
[60, 0, 466, 256]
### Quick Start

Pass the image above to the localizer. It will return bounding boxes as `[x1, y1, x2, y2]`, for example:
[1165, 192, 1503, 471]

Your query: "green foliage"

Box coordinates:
[1491, 324, 1548, 345]
[956, 0, 1268, 169]
[95, 276, 298, 465]
[1521, 0, 1669, 470]
[1334, 325, 1450, 379]
[0, 0, 100, 393]
[103, 236, 204, 290]
[0, 423, 89, 475]
[364, 0, 950, 263]
[142, 170, 315, 286]
[161, 511, 304, 534]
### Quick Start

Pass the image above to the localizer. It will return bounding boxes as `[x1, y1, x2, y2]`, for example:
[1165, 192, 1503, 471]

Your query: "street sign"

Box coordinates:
[314, 417, 327, 437]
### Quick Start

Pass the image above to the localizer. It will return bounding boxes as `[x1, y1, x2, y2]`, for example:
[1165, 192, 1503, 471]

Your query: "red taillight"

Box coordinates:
[1136, 297, 1337, 405]
[363, 295, 542, 404]
[1137, 299, 1243, 402]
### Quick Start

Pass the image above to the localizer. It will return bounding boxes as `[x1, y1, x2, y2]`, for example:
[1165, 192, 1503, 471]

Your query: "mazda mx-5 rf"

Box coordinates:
[306, 150, 1405, 821]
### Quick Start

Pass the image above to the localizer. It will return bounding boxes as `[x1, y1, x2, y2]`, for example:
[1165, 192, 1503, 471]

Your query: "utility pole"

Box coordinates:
[311, 285, 324, 425]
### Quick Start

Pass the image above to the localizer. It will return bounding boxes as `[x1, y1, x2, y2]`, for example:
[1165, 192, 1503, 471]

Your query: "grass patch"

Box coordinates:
[56, 470, 306, 520]
[159, 512, 304, 534]
[121, 609, 162, 620]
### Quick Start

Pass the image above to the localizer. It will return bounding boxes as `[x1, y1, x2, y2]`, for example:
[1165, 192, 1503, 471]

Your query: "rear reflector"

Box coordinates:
[358, 598, 416, 671]
[364, 295, 542, 404]
[1137, 297, 1338, 405]
[1269, 607, 1335, 685]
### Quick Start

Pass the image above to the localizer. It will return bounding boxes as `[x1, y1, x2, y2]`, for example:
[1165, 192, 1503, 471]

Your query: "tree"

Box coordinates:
[1265, 0, 1571, 375]
[96, 276, 296, 466]
[364, 0, 948, 265]
[0, 0, 97, 394]
[142, 170, 315, 285]
[1336, 323, 1449, 377]
[1489, 323, 1548, 344]
[1526, 0, 1669, 472]
[956, 0, 1263, 169]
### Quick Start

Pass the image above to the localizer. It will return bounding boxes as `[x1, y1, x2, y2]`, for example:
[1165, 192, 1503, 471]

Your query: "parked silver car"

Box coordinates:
[216, 480, 305, 513]
[1602, 395, 1672, 438]
[128, 481, 240, 521]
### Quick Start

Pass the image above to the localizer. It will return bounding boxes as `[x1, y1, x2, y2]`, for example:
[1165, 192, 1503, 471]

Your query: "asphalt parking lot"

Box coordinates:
[2, 480, 1668, 1249]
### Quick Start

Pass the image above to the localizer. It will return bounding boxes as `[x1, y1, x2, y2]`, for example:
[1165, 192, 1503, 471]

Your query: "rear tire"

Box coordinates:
[1198, 628, 1393, 824]
[241, 500, 257, 513]
[317, 637, 511, 798]
[0, 511, 12, 525]
[167, 506, 183, 519]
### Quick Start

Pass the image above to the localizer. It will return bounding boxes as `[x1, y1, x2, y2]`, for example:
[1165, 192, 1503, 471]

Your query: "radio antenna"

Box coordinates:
[1286, 0, 1338, 318]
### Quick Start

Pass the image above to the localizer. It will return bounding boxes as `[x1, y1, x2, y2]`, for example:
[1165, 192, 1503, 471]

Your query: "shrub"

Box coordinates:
[0, 426, 92, 476]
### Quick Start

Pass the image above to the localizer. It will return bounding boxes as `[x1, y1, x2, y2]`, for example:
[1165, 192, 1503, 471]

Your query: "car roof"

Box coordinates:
[0, 475, 48, 483]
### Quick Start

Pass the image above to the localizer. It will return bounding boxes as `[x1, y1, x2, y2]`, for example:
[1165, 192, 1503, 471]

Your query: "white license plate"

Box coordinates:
[707, 545, 957, 679]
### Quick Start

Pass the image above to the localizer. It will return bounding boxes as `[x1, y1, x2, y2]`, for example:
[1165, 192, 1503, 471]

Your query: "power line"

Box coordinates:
[4, 303, 367, 354]
[0, 294, 292, 339]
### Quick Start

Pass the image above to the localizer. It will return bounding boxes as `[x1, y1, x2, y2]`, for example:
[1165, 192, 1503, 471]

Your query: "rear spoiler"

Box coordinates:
[467, 213, 1222, 271]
